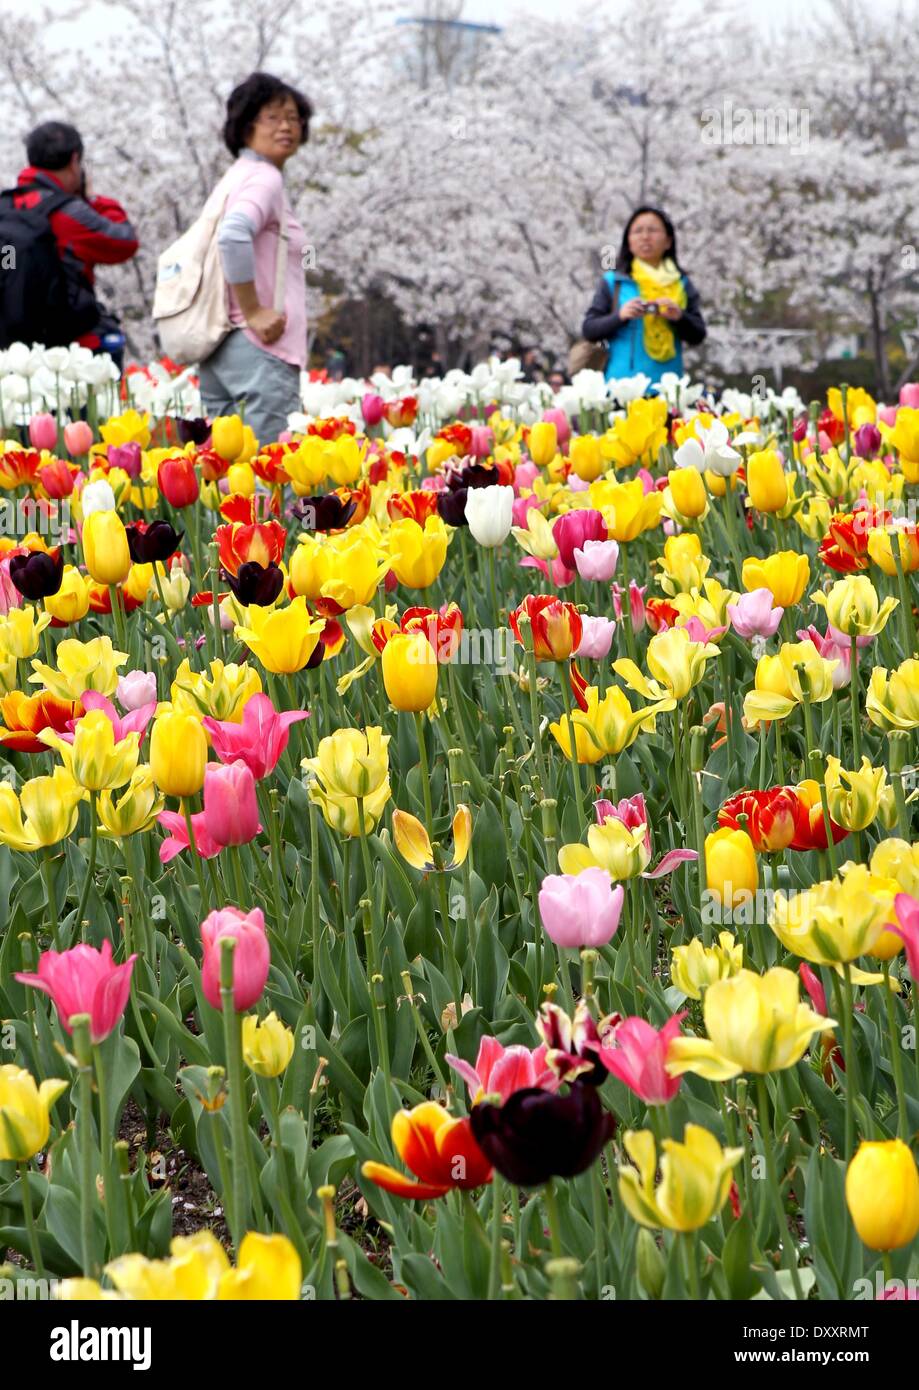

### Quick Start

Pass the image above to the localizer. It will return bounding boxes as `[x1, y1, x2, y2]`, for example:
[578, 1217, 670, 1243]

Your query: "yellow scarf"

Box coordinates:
[631, 257, 687, 362]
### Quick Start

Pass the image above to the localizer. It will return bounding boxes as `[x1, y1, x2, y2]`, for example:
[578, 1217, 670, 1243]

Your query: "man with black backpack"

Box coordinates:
[0, 121, 138, 366]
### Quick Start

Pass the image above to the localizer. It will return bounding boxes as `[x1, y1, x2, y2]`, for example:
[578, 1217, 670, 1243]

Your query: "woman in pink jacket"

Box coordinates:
[198, 72, 311, 446]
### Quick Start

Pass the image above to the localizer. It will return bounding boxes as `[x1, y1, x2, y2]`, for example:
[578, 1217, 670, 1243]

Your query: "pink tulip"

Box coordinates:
[574, 538, 619, 581]
[853, 423, 882, 458]
[361, 393, 385, 427]
[16, 939, 136, 1043]
[552, 508, 607, 570]
[513, 461, 539, 492]
[891, 894, 919, 981]
[203, 761, 262, 847]
[798, 962, 829, 1017]
[278, 430, 293, 444]
[728, 588, 783, 640]
[200, 906, 270, 1011]
[612, 581, 647, 632]
[157, 809, 222, 863]
[0, 557, 23, 616]
[542, 406, 570, 449]
[29, 412, 58, 451]
[877, 405, 898, 427]
[592, 1013, 686, 1104]
[576, 614, 616, 660]
[202, 692, 309, 780]
[538, 867, 625, 948]
[117, 671, 158, 711]
[469, 426, 494, 459]
[900, 384, 919, 410]
[519, 555, 576, 586]
[512, 493, 542, 528]
[445, 1035, 554, 1103]
[681, 615, 727, 645]
[62, 420, 94, 457]
[107, 442, 143, 478]
[796, 625, 852, 688]
[636, 468, 656, 495]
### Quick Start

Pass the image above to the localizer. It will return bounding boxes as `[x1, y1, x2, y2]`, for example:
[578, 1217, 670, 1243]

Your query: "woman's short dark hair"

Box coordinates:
[616, 206, 681, 275]
[26, 121, 83, 170]
[223, 72, 313, 157]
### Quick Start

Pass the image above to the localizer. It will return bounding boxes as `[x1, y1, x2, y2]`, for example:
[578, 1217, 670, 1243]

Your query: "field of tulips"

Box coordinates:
[2, 354, 919, 1311]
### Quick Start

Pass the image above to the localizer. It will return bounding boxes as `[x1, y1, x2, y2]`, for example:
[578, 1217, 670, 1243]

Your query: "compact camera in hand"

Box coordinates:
[638, 301, 660, 316]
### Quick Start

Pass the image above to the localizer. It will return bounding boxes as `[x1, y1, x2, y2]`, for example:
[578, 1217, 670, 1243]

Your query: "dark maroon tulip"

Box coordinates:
[293, 493, 357, 532]
[224, 560, 285, 607]
[437, 488, 469, 527]
[175, 417, 211, 446]
[126, 520, 183, 565]
[469, 1082, 616, 1187]
[9, 548, 64, 599]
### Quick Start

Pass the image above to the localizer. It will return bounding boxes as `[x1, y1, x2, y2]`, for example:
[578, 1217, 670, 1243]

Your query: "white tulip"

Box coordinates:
[465, 484, 514, 547]
[81, 480, 117, 515]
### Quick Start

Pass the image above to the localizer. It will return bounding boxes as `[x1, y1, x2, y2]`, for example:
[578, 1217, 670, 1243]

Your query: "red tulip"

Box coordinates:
[157, 454, 200, 508]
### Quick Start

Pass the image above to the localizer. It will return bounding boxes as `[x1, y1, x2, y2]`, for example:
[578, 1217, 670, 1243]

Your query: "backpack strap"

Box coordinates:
[603, 270, 622, 319]
[273, 193, 290, 314]
[0, 184, 77, 219]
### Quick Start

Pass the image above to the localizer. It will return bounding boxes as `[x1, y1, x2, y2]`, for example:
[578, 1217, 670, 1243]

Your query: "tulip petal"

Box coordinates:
[392, 809, 435, 871]
[360, 1160, 448, 1200]
[444, 805, 472, 870]
[644, 849, 699, 879]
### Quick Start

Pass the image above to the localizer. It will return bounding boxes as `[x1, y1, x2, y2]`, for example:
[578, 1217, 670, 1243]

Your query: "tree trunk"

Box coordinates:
[867, 274, 890, 399]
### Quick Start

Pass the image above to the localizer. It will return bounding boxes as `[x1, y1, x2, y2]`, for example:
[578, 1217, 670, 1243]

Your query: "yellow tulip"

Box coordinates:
[667, 466, 707, 519]
[569, 434, 604, 482]
[216, 1232, 302, 1300]
[104, 1230, 301, 1300]
[549, 683, 668, 764]
[743, 639, 838, 726]
[828, 386, 875, 428]
[866, 660, 919, 732]
[392, 804, 472, 872]
[381, 631, 438, 712]
[40, 707, 139, 792]
[614, 626, 719, 705]
[888, 407, 919, 467]
[29, 635, 128, 701]
[511, 506, 558, 561]
[98, 766, 164, 837]
[671, 932, 743, 1000]
[227, 461, 256, 496]
[746, 449, 788, 513]
[211, 415, 245, 461]
[44, 565, 91, 624]
[242, 1013, 295, 1077]
[666, 967, 834, 1080]
[0, 1066, 68, 1160]
[235, 598, 325, 675]
[824, 755, 887, 831]
[0, 652, 17, 695]
[82, 510, 131, 585]
[769, 865, 897, 966]
[846, 1140, 919, 1251]
[387, 516, 449, 590]
[150, 709, 207, 798]
[324, 435, 366, 486]
[308, 779, 391, 837]
[0, 606, 52, 660]
[321, 534, 390, 610]
[605, 398, 668, 469]
[558, 816, 650, 880]
[598, 478, 662, 542]
[742, 551, 810, 608]
[659, 532, 710, 594]
[618, 1125, 744, 1232]
[302, 726, 390, 800]
[812, 575, 897, 639]
[99, 409, 151, 450]
[527, 421, 558, 467]
[867, 525, 919, 576]
[704, 828, 758, 910]
[171, 658, 262, 722]
[0, 766, 85, 851]
[870, 837, 919, 896]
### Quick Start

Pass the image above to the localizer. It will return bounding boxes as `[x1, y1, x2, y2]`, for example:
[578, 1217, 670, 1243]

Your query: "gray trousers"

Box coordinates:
[198, 329, 301, 446]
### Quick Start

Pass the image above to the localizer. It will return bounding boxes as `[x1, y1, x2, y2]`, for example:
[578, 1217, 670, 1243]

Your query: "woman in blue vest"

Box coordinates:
[582, 206, 706, 386]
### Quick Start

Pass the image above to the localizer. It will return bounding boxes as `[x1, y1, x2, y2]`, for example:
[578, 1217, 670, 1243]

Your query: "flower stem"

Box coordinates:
[756, 1073, 804, 1300]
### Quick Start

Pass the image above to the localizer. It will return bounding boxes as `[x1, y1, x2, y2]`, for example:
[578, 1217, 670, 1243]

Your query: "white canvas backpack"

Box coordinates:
[152, 170, 289, 364]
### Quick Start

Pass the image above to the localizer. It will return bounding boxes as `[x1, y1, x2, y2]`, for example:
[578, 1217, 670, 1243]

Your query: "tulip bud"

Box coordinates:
[746, 450, 788, 513]
[381, 631, 438, 712]
[157, 454, 200, 508]
[227, 461, 256, 497]
[150, 709, 207, 798]
[705, 827, 758, 910]
[361, 393, 385, 427]
[29, 412, 58, 451]
[636, 1228, 666, 1300]
[200, 906, 270, 1012]
[846, 1140, 919, 1250]
[82, 510, 131, 585]
[203, 760, 261, 846]
[242, 1011, 295, 1077]
[527, 421, 558, 467]
[63, 420, 94, 457]
[668, 466, 707, 518]
[211, 415, 245, 461]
